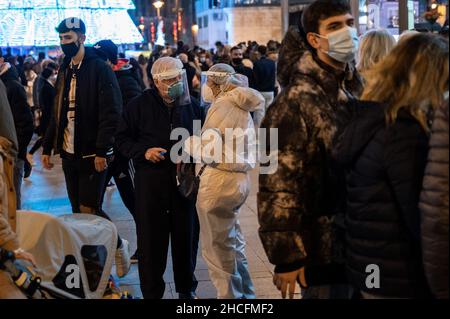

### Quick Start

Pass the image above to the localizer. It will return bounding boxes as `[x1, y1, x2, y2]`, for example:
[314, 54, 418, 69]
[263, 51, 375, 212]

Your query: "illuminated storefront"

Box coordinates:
[355, 0, 448, 36]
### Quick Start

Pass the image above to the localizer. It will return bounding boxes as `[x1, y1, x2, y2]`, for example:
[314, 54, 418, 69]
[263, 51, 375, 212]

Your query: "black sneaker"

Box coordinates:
[24, 160, 32, 179]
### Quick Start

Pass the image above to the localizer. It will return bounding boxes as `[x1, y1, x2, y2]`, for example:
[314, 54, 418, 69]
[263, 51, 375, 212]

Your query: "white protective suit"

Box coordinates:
[185, 78, 265, 299]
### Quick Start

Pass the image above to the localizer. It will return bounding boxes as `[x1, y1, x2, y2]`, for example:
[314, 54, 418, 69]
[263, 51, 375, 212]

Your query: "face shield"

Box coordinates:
[152, 58, 191, 106]
[200, 68, 249, 107]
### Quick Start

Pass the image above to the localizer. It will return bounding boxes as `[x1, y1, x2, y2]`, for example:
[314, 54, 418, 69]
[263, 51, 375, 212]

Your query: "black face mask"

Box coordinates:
[232, 58, 243, 65]
[61, 41, 80, 59]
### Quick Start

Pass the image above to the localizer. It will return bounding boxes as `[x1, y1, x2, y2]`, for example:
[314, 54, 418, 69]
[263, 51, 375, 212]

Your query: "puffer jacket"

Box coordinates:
[0, 143, 19, 252]
[334, 101, 431, 298]
[257, 28, 363, 273]
[113, 60, 143, 109]
[420, 100, 449, 299]
[185, 87, 265, 173]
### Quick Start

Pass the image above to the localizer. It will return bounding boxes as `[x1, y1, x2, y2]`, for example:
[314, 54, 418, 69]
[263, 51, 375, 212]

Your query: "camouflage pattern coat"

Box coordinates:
[258, 27, 363, 272]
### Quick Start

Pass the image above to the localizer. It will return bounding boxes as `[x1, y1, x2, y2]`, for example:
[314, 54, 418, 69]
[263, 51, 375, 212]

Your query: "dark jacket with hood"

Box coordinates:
[419, 100, 449, 299]
[0, 63, 33, 160]
[334, 101, 431, 298]
[114, 64, 143, 110]
[38, 79, 56, 137]
[42, 47, 122, 158]
[258, 26, 363, 273]
[111, 61, 143, 172]
[0, 79, 18, 154]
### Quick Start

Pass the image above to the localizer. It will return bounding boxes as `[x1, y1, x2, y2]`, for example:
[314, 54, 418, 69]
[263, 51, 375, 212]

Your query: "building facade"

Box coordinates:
[194, 0, 448, 49]
[195, 0, 297, 49]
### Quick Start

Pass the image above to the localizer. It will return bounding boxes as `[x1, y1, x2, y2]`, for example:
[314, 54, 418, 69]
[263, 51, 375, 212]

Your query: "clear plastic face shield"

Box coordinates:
[153, 68, 191, 106]
[200, 70, 249, 107]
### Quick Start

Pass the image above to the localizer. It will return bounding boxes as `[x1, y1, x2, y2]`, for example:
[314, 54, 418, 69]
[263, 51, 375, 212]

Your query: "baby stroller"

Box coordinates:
[5, 210, 125, 299]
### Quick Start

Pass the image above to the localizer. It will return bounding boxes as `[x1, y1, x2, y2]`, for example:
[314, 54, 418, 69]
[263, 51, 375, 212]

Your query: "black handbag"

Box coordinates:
[176, 162, 207, 202]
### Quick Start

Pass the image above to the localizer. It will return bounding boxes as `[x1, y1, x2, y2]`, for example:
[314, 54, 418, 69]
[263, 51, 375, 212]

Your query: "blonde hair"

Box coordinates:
[357, 29, 396, 74]
[361, 33, 449, 130]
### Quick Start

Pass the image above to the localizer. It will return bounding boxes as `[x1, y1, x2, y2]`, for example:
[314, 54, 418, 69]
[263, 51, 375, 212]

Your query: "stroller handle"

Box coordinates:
[0, 247, 42, 298]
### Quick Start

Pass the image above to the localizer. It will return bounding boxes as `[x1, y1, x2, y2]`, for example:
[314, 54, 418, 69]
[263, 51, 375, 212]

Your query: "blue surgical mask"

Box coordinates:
[168, 81, 185, 100]
[316, 26, 359, 63]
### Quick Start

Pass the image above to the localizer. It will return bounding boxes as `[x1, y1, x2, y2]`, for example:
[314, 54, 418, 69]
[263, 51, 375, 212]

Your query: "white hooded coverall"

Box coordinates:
[185, 86, 265, 299]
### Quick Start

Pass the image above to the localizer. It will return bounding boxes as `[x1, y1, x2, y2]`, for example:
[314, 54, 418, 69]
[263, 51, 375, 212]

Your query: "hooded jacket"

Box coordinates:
[42, 47, 122, 158]
[113, 61, 143, 109]
[0, 63, 34, 160]
[420, 100, 449, 299]
[258, 27, 363, 273]
[0, 79, 18, 155]
[186, 87, 265, 173]
[334, 101, 430, 298]
[0, 143, 19, 252]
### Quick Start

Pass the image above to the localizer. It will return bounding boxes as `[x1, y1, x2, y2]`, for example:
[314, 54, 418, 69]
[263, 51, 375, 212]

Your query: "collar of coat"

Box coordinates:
[60, 47, 103, 70]
[295, 50, 361, 103]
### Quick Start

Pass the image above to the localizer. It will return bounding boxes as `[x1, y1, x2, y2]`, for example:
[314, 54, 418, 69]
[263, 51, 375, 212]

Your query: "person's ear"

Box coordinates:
[307, 32, 321, 50]
[78, 34, 86, 45]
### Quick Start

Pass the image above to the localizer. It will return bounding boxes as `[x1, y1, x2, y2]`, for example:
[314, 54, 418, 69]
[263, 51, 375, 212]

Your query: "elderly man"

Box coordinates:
[116, 57, 202, 299]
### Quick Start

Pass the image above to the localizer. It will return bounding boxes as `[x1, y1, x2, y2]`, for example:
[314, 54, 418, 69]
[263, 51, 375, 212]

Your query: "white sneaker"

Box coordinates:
[115, 239, 131, 278]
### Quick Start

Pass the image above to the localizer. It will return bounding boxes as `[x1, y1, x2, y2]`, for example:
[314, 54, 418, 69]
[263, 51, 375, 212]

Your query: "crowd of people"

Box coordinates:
[0, 0, 448, 300]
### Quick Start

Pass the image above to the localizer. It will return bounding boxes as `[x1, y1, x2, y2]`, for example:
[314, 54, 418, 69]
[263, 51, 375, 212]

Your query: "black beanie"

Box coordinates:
[42, 68, 54, 80]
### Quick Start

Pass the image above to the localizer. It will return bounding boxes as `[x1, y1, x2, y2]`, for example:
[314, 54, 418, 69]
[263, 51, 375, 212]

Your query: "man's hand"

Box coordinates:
[273, 268, 302, 299]
[41, 155, 54, 170]
[94, 156, 108, 172]
[145, 147, 167, 163]
[14, 249, 37, 267]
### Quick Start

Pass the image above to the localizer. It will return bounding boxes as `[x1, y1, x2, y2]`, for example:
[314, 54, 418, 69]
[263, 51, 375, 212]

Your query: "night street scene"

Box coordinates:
[0, 0, 448, 309]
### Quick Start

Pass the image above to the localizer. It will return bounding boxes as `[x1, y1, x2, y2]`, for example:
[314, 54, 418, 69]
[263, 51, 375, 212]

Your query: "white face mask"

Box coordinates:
[201, 84, 215, 103]
[316, 26, 359, 63]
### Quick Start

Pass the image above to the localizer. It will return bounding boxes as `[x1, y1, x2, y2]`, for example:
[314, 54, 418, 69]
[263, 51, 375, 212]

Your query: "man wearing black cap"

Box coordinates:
[93, 39, 142, 263]
[94, 39, 118, 66]
[42, 17, 131, 278]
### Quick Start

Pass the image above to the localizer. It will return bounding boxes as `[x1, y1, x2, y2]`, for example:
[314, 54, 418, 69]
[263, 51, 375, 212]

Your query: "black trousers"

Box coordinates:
[29, 137, 43, 155]
[61, 152, 108, 213]
[100, 156, 136, 221]
[61, 152, 122, 247]
[134, 167, 198, 299]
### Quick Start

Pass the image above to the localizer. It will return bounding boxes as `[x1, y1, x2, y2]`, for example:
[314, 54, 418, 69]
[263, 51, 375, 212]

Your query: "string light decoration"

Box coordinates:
[0, 0, 143, 47]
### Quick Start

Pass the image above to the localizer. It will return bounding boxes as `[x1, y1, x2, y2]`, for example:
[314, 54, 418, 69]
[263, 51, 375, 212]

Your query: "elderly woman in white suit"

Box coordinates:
[185, 63, 264, 299]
